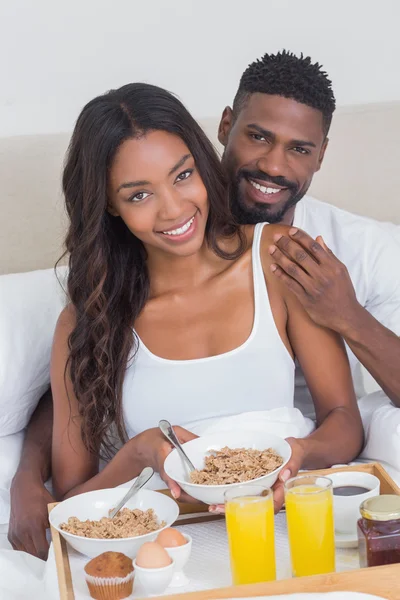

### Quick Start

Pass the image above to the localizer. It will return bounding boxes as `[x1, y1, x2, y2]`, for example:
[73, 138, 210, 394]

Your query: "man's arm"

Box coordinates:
[8, 388, 54, 560]
[269, 228, 400, 406]
[339, 307, 400, 405]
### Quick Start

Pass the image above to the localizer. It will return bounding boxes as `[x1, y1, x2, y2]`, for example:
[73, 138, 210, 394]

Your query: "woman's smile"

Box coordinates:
[156, 210, 198, 243]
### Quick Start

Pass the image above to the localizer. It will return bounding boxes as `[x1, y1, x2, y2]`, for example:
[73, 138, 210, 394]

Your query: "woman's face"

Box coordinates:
[108, 131, 209, 257]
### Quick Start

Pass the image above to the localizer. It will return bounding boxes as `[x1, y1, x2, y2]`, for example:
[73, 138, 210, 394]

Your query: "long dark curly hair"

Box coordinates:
[61, 83, 244, 458]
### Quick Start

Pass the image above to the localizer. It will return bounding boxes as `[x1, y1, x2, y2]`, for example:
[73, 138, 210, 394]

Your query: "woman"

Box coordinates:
[51, 83, 363, 508]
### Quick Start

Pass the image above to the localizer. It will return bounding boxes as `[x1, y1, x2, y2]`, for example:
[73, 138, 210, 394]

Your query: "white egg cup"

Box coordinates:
[133, 558, 175, 596]
[164, 534, 192, 587]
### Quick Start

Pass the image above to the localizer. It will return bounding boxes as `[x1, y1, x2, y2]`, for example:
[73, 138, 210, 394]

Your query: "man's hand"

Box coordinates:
[209, 437, 305, 515]
[8, 471, 54, 560]
[269, 228, 360, 332]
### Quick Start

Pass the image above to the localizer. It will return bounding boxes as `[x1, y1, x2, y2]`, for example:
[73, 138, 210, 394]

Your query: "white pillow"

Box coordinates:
[0, 267, 67, 436]
[0, 431, 24, 524]
[359, 391, 400, 472]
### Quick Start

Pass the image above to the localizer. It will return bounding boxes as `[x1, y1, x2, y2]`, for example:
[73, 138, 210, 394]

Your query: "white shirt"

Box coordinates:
[293, 196, 400, 417]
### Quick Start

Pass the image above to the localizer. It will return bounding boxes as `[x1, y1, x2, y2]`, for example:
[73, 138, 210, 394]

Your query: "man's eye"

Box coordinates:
[293, 147, 310, 155]
[129, 191, 151, 202]
[250, 133, 267, 142]
[175, 169, 193, 182]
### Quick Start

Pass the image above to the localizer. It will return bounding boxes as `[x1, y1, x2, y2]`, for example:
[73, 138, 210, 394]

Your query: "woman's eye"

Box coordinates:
[130, 191, 151, 202]
[175, 169, 193, 182]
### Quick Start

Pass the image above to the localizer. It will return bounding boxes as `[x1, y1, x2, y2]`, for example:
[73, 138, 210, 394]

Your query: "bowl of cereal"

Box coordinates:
[163, 431, 292, 505]
[49, 488, 179, 558]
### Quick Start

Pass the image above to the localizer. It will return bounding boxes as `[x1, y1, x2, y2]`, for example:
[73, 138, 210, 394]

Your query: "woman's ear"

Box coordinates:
[107, 202, 119, 217]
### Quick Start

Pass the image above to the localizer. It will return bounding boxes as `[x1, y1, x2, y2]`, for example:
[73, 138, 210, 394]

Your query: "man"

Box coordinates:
[218, 50, 400, 419]
[8, 51, 400, 558]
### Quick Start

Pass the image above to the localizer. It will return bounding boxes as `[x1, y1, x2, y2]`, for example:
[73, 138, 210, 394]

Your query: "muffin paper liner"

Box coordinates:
[85, 570, 134, 599]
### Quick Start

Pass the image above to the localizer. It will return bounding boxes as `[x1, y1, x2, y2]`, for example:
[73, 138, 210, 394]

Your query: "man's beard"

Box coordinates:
[229, 168, 307, 225]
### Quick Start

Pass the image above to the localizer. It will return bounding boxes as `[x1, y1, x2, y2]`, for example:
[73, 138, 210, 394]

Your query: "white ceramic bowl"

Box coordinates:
[49, 488, 179, 558]
[164, 431, 292, 505]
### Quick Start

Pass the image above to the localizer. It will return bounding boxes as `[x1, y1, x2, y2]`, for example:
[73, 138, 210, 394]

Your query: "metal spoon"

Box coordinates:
[159, 419, 196, 472]
[109, 466, 154, 519]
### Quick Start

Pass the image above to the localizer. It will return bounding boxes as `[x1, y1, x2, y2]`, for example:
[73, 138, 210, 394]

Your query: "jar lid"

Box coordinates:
[360, 495, 400, 521]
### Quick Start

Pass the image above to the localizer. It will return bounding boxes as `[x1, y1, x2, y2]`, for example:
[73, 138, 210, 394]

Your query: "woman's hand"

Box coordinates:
[270, 437, 305, 512]
[209, 437, 306, 515]
[133, 426, 198, 501]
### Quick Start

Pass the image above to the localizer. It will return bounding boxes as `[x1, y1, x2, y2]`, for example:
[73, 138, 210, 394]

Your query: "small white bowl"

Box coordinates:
[49, 488, 179, 558]
[164, 533, 192, 587]
[133, 558, 175, 596]
[164, 431, 291, 505]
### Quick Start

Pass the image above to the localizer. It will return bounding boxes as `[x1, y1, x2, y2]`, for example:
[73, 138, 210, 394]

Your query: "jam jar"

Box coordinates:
[357, 495, 400, 567]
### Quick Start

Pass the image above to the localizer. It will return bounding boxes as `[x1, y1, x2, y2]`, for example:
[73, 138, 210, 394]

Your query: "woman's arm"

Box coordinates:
[259, 223, 363, 511]
[285, 290, 364, 470]
[260, 224, 364, 471]
[51, 307, 196, 500]
[266, 282, 364, 513]
[51, 306, 99, 499]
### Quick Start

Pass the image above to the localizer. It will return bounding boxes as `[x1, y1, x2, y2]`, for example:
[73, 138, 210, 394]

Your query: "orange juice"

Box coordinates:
[285, 477, 335, 577]
[225, 486, 276, 585]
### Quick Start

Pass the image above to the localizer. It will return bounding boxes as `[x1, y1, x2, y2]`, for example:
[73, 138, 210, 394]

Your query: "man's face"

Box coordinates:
[219, 93, 328, 224]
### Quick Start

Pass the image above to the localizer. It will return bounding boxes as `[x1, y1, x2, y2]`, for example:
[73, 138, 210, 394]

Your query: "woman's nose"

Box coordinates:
[158, 187, 184, 221]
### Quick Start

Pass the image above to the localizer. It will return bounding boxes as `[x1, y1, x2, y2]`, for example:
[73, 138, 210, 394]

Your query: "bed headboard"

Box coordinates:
[1, 102, 400, 275]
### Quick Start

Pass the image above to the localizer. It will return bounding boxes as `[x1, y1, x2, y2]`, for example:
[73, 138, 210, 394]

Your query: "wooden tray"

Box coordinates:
[49, 462, 400, 600]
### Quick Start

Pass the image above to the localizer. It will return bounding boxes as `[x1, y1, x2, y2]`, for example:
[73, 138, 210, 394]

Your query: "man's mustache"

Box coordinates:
[238, 168, 297, 191]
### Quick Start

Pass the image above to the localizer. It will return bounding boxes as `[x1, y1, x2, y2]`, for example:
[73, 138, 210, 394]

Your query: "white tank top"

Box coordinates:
[122, 223, 295, 437]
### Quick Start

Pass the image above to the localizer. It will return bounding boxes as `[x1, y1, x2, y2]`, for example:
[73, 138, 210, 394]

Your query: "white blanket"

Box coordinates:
[0, 406, 398, 599]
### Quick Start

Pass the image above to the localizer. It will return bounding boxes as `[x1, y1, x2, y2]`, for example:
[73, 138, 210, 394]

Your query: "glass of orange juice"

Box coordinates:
[225, 484, 276, 585]
[285, 474, 335, 577]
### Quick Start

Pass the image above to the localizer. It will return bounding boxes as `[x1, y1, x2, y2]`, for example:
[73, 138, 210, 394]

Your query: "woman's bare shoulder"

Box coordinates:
[51, 305, 77, 387]
[54, 303, 77, 340]
[260, 223, 292, 245]
[258, 223, 294, 299]
[236, 223, 288, 249]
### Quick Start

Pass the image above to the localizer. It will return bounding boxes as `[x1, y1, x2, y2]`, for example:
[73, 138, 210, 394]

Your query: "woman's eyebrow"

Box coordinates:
[168, 153, 192, 176]
[117, 179, 150, 193]
[117, 154, 192, 193]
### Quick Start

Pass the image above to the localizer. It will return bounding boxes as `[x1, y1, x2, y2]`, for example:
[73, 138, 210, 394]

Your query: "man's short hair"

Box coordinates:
[233, 50, 336, 136]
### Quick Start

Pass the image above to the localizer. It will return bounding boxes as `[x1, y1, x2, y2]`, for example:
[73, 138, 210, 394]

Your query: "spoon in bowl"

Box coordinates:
[109, 466, 154, 519]
[159, 419, 196, 473]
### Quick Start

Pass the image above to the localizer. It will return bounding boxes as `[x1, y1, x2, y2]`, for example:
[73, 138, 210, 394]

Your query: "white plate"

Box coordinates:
[335, 529, 358, 548]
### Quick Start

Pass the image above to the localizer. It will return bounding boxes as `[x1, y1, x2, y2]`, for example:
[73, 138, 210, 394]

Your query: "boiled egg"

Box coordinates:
[136, 542, 172, 569]
[157, 527, 187, 548]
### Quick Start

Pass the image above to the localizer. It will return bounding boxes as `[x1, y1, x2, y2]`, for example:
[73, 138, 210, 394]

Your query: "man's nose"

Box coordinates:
[257, 144, 287, 178]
